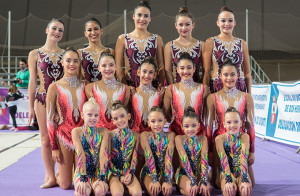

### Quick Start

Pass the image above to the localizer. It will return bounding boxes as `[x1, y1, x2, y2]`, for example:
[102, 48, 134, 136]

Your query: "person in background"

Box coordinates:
[15, 59, 30, 88]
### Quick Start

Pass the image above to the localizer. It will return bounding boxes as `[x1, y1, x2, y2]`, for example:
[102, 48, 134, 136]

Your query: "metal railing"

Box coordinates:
[0, 56, 27, 86]
[250, 55, 271, 84]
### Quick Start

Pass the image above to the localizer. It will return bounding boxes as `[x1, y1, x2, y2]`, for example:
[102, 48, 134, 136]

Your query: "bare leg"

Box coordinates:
[92, 180, 109, 196]
[56, 140, 74, 190]
[109, 176, 124, 196]
[127, 175, 142, 196]
[176, 174, 192, 196]
[212, 145, 221, 189]
[35, 101, 56, 188]
[143, 175, 157, 196]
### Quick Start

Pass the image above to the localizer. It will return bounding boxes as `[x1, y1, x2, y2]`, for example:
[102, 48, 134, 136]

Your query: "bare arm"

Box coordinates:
[240, 133, 250, 182]
[46, 83, 58, 150]
[164, 41, 174, 85]
[72, 127, 88, 178]
[245, 93, 255, 153]
[200, 136, 209, 186]
[28, 49, 38, 125]
[99, 129, 110, 182]
[242, 40, 252, 94]
[115, 35, 126, 84]
[156, 35, 165, 87]
[164, 132, 175, 184]
[202, 38, 214, 86]
[206, 94, 215, 152]
[163, 85, 172, 122]
[84, 83, 94, 99]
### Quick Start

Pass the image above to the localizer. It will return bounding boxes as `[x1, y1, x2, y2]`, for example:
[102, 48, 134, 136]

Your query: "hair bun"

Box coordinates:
[180, 52, 190, 59]
[184, 106, 195, 114]
[100, 49, 112, 56]
[139, 0, 149, 7]
[220, 6, 233, 13]
[112, 100, 123, 107]
[65, 46, 75, 51]
[226, 107, 238, 113]
[179, 6, 189, 14]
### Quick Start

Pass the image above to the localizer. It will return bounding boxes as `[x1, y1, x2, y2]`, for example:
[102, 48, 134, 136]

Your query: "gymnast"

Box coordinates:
[72, 98, 109, 196]
[140, 106, 175, 196]
[215, 107, 252, 196]
[164, 6, 203, 84]
[202, 6, 251, 93]
[28, 18, 65, 188]
[46, 47, 86, 189]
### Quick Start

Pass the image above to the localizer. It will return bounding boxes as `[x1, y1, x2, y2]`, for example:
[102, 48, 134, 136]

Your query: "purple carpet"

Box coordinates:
[0, 137, 299, 196]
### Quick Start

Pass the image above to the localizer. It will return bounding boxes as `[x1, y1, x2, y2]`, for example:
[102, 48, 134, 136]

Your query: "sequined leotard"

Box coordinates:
[74, 126, 109, 185]
[170, 40, 203, 83]
[210, 37, 246, 93]
[163, 80, 210, 135]
[131, 84, 161, 133]
[85, 78, 130, 131]
[35, 48, 64, 105]
[108, 128, 139, 180]
[124, 34, 159, 88]
[140, 132, 174, 184]
[206, 87, 255, 152]
[47, 77, 86, 150]
[216, 132, 250, 184]
[175, 135, 209, 187]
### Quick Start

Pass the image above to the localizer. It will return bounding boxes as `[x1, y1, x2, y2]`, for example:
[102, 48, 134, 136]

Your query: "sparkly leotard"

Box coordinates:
[207, 87, 255, 152]
[210, 37, 246, 93]
[140, 132, 173, 184]
[47, 78, 86, 150]
[176, 136, 209, 187]
[79, 48, 103, 82]
[216, 132, 250, 183]
[164, 80, 209, 135]
[35, 48, 64, 105]
[74, 126, 108, 185]
[108, 128, 138, 180]
[131, 84, 160, 133]
[171, 40, 202, 83]
[124, 34, 159, 88]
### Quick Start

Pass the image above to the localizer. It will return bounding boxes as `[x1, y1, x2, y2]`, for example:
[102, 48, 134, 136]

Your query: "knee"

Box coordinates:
[94, 186, 107, 196]
[131, 190, 142, 196]
[59, 181, 72, 190]
[111, 192, 123, 196]
[41, 135, 51, 148]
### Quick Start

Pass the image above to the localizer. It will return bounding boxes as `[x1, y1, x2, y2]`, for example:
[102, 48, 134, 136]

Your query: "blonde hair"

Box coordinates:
[82, 98, 100, 113]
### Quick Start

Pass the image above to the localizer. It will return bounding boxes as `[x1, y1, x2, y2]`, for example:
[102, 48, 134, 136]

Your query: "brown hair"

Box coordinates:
[85, 17, 102, 29]
[111, 100, 129, 114]
[139, 56, 157, 71]
[224, 107, 241, 118]
[221, 58, 237, 71]
[47, 18, 64, 28]
[99, 49, 115, 62]
[176, 6, 193, 22]
[177, 52, 194, 67]
[8, 84, 18, 94]
[134, 0, 151, 13]
[63, 46, 79, 59]
[182, 106, 198, 123]
[219, 6, 234, 17]
[148, 106, 164, 118]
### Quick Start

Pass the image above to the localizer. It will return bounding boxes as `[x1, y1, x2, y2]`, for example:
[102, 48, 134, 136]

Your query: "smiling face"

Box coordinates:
[111, 107, 131, 130]
[84, 21, 103, 43]
[137, 63, 156, 85]
[98, 56, 116, 80]
[46, 21, 64, 42]
[62, 51, 80, 77]
[147, 111, 166, 134]
[220, 65, 237, 90]
[217, 11, 236, 35]
[181, 117, 199, 137]
[82, 105, 100, 127]
[224, 112, 242, 135]
[177, 59, 195, 81]
[175, 16, 194, 37]
[133, 7, 151, 30]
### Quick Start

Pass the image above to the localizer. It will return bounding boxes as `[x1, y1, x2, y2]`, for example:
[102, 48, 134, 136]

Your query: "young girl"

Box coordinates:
[164, 6, 203, 84]
[78, 17, 114, 82]
[175, 107, 211, 196]
[163, 52, 210, 135]
[72, 98, 109, 196]
[140, 106, 175, 196]
[108, 100, 142, 196]
[131, 57, 164, 133]
[206, 59, 255, 188]
[46, 48, 86, 190]
[5, 84, 24, 131]
[115, 0, 165, 88]
[203, 6, 251, 93]
[28, 18, 65, 188]
[85, 50, 130, 131]
[215, 107, 252, 196]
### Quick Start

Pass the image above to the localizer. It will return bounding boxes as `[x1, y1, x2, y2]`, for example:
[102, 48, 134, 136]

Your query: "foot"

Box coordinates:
[40, 176, 56, 189]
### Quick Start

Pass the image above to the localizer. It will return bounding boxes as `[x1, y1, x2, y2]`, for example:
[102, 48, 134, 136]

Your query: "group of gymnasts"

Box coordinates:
[27, 1, 255, 196]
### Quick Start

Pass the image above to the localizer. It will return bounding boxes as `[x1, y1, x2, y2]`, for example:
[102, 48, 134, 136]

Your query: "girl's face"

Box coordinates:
[84, 21, 103, 43]
[137, 63, 156, 85]
[177, 59, 195, 81]
[111, 108, 131, 130]
[46, 21, 64, 42]
[224, 112, 242, 135]
[181, 117, 199, 137]
[147, 111, 166, 134]
[62, 51, 80, 77]
[98, 56, 116, 80]
[82, 106, 100, 127]
[217, 11, 236, 35]
[133, 7, 151, 30]
[175, 16, 194, 37]
[220, 65, 237, 89]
